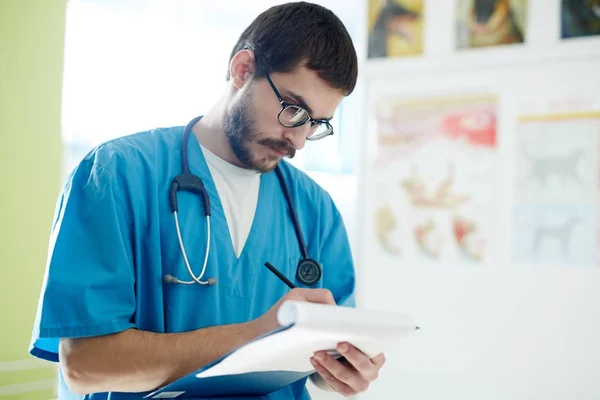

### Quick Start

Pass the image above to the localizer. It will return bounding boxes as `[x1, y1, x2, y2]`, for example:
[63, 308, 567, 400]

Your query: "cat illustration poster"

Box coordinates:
[561, 0, 600, 39]
[371, 94, 498, 265]
[456, 0, 528, 49]
[367, 0, 424, 59]
[512, 112, 600, 267]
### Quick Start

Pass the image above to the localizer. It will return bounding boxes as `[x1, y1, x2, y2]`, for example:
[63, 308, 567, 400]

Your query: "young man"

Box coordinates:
[30, 2, 385, 399]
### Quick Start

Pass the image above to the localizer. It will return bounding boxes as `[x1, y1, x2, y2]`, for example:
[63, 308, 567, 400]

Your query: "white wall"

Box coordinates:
[355, 1, 600, 400]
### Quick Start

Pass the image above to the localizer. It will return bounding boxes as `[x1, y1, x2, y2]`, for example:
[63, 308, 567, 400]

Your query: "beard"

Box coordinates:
[223, 86, 296, 173]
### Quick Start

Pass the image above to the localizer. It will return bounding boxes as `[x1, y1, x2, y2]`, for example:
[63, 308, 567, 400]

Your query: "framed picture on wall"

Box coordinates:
[561, 0, 600, 39]
[367, 0, 424, 59]
[456, 0, 528, 49]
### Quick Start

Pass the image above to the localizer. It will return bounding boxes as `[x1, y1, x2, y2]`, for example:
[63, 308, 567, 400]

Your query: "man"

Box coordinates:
[30, 2, 385, 399]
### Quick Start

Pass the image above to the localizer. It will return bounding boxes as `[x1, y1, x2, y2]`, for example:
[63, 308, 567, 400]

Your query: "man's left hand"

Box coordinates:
[310, 342, 385, 397]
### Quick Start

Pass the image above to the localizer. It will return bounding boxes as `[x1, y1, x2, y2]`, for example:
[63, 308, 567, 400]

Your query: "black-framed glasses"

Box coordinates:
[265, 74, 334, 141]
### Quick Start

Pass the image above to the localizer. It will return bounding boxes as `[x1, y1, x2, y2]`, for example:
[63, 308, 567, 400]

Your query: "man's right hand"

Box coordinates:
[250, 288, 336, 336]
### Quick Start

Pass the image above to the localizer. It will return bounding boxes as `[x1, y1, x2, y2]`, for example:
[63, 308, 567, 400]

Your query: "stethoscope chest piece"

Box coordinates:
[296, 258, 322, 286]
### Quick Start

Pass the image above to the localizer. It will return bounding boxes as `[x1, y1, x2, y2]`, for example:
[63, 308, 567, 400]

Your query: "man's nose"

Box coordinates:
[282, 125, 309, 150]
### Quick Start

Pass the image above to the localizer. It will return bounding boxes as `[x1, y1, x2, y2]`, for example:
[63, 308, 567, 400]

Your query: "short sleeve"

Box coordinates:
[320, 200, 356, 308]
[29, 159, 136, 362]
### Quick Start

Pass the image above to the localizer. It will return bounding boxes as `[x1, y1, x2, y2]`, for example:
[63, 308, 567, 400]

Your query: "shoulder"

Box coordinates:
[77, 126, 182, 174]
[60, 126, 184, 218]
[63, 126, 184, 199]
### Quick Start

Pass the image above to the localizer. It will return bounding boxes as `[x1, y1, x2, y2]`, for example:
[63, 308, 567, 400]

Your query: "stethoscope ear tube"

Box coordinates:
[275, 166, 323, 286]
[164, 118, 214, 286]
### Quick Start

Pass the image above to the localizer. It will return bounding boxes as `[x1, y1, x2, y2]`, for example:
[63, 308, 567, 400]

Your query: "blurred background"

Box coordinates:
[1, 0, 599, 399]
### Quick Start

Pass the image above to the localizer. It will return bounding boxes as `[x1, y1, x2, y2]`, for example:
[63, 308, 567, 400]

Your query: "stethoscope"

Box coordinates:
[163, 116, 323, 287]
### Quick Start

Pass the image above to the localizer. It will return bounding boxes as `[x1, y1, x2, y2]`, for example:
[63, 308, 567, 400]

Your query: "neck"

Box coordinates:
[192, 94, 241, 167]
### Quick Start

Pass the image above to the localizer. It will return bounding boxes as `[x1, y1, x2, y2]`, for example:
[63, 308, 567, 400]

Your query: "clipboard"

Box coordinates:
[145, 301, 417, 399]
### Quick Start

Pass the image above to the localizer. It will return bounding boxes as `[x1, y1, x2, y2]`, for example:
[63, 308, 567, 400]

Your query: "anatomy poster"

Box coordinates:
[512, 112, 600, 267]
[371, 94, 498, 265]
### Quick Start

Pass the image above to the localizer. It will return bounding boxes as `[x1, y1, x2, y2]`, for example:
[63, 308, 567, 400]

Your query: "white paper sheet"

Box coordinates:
[196, 301, 416, 378]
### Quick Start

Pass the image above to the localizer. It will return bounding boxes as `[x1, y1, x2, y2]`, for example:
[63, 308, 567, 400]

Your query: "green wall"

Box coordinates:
[0, 0, 67, 398]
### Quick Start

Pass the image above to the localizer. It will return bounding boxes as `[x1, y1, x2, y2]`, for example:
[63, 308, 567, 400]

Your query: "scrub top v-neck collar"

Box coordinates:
[183, 128, 276, 263]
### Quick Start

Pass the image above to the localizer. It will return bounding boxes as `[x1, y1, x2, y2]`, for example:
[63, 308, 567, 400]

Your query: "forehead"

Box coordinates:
[265, 66, 345, 119]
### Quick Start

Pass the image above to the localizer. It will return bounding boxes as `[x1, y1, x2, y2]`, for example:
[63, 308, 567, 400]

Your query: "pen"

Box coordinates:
[264, 262, 296, 289]
[265, 262, 421, 330]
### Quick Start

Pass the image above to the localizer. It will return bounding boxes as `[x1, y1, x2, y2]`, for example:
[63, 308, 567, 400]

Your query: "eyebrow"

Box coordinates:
[284, 90, 333, 121]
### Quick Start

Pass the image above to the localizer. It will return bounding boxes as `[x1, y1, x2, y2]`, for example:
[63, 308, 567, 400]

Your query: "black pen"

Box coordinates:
[266, 262, 420, 331]
[264, 262, 296, 289]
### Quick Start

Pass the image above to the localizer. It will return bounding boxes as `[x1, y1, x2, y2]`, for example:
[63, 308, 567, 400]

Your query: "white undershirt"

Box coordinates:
[200, 145, 260, 258]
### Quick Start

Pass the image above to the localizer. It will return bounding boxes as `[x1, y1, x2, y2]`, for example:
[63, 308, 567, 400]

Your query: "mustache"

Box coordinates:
[258, 138, 296, 158]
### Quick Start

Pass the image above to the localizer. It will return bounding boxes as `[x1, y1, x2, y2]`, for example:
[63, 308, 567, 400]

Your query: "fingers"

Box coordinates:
[337, 343, 377, 380]
[310, 362, 356, 397]
[336, 343, 384, 382]
[310, 344, 386, 397]
[311, 350, 370, 395]
[287, 288, 336, 305]
[371, 352, 386, 368]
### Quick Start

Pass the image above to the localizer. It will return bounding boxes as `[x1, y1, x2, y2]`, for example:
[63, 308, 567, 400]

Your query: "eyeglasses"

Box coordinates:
[265, 74, 334, 141]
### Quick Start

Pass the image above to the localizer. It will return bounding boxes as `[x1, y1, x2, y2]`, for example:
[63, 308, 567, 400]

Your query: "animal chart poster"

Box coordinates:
[367, 0, 424, 59]
[371, 94, 498, 265]
[512, 112, 600, 267]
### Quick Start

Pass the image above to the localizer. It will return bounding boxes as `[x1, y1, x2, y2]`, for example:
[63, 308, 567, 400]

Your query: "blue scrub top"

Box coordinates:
[29, 123, 356, 400]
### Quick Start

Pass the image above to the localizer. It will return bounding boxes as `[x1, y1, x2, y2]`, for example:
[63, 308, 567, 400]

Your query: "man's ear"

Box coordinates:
[229, 49, 256, 90]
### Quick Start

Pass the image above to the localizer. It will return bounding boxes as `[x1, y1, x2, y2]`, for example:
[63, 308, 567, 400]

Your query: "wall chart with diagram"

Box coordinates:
[370, 94, 498, 266]
[512, 112, 600, 267]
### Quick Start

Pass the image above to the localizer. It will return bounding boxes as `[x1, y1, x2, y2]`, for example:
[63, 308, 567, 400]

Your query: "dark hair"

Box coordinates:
[226, 1, 358, 96]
